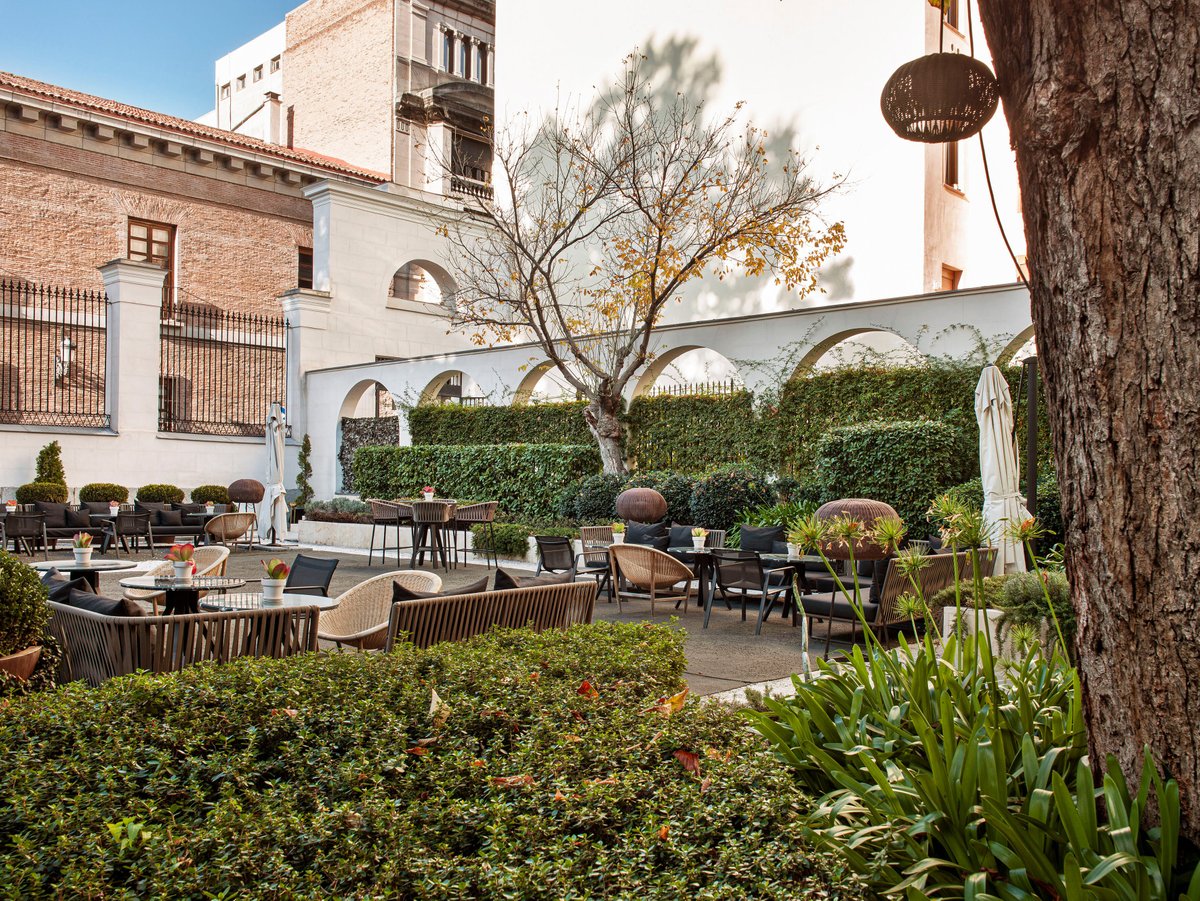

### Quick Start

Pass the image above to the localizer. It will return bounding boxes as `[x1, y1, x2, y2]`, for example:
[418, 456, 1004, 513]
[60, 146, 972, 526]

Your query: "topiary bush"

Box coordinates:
[15, 482, 68, 504]
[689, 465, 773, 531]
[354, 444, 600, 522]
[0, 552, 58, 697]
[78, 483, 128, 504]
[295, 433, 315, 510]
[136, 484, 185, 504]
[189, 485, 230, 506]
[34, 440, 66, 486]
[573, 473, 624, 523]
[0, 623, 861, 899]
[813, 419, 975, 531]
[622, 470, 696, 524]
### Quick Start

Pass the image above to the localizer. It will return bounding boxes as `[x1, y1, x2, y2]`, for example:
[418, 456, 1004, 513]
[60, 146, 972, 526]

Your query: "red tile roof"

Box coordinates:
[0, 70, 388, 183]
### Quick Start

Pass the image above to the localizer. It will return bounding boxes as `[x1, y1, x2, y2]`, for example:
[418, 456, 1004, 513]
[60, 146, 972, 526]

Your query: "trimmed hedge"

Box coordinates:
[339, 416, 400, 492]
[353, 444, 601, 521]
[189, 485, 230, 505]
[813, 419, 975, 530]
[0, 624, 862, 899]
[136, 484, 185, 504]
[410, 401, 591, 446]
[78, 483, 128, 503]
[690, 466, 774, 531]
[625, 391, 757, 473]
[14, 482, 68, 504]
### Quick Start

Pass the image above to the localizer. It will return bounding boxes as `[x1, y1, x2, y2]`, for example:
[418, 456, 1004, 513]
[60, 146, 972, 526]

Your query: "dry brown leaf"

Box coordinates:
[577, 680, 599, 699]
[658, 825, 670, 840]
[491, 774, 535, 789]
[673, 749, 701, 777]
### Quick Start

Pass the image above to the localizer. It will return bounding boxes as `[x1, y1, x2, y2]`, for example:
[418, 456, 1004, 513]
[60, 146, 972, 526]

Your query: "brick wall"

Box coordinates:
[286, 0, 395, 178]
[0, 155, 312, 313]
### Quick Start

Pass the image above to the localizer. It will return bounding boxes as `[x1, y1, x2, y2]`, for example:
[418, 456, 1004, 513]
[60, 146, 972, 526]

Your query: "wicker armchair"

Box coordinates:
[578, 525, 615, 601]
[453, 501, 498, 568]
[318, 570, 442, 650]
[609, 543, 695, 616]
[124, 546, 231, 614]
[204, 512, 258, 550]
[365, 499, 406, 567]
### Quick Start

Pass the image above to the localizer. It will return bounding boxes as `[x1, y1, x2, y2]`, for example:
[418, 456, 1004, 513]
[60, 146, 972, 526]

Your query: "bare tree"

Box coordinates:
[441, 55, 844, 473]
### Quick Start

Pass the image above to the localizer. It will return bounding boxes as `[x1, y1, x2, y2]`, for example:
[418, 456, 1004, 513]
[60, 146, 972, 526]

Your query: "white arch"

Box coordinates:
[512, 361, 558, 405]
[997, 324, 1037, 365]
[382, 258, 458, 308]
[790, 327, 923, 378]
[632, 345, 744, 396]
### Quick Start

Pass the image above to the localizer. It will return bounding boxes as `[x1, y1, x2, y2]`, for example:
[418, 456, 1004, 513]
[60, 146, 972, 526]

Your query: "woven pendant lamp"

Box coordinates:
[815, 498, 900, 561]
[880, 0, 999, 144]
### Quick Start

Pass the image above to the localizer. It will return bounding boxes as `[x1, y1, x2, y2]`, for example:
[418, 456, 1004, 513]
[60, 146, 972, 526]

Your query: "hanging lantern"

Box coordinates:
[880, 51, 999, 143]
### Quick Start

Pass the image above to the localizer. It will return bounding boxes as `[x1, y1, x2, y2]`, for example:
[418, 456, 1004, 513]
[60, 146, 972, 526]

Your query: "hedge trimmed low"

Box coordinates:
[0, 624, 863, 899]
[136, 484, 185, 504]
[14, 482, 68, 504]
[189, 484, 230, 505]
[78, 483, 128, 503]
[353, 444, 601, 520]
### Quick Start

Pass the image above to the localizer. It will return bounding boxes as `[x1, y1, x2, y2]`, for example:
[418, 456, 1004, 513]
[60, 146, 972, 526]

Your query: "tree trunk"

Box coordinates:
[979, 0, 1200, 838]
[584, 395, 627, 475]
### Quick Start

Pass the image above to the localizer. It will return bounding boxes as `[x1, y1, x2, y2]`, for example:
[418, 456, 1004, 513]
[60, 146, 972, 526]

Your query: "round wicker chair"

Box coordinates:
[609, 543, 694, 616]
[123, 545, 230, 614]
[318, 570, 443, 650]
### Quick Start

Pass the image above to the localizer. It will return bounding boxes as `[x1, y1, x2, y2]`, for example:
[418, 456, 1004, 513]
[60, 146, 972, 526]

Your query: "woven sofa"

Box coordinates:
[384, 580, 596, 650]
[47, 602, 319, 686]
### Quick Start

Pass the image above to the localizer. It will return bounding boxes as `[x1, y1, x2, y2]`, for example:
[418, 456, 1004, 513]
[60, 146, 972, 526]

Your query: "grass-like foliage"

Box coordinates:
[0, 623, 863, 899]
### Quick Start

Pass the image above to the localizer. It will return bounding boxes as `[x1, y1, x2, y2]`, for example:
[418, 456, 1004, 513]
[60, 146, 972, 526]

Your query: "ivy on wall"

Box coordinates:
[339, 417, 400, 492]
[409, 402, 591, 446]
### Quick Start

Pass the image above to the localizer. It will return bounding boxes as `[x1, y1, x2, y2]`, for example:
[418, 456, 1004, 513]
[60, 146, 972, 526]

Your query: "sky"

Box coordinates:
[0, 0, 295, 119]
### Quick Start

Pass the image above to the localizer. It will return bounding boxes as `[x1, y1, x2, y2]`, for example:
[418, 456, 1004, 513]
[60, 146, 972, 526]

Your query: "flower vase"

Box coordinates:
[423, 492, 434, 501]
[692, 537, 706, 550]
[108, 504, 120, 516]
[73, 547, 93, 566]
[172, 561, 193, 585]
[611, 533, 624, 545]
[261, 578, 287, 604]
[205, 504, 215, 515]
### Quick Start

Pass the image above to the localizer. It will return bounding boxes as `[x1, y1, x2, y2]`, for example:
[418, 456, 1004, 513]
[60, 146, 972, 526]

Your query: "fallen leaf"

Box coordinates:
[700, 777, 712, 793]
[673, 749, 701, 777]
[529, 672, 540, 683]
[470, 760, 486, 768]
[577, 680, 599, 699]
[269, 708, 299, 718]
[644, 687, 689, 716]
[429, 690, 450, 729]
[563, 734, 583, 743]
[404, 746, 427, 756]
[553, 790, 567, 801]
[491, 775, 535, 788]
[658, 825, 670, 840]
[704, 747, 732, 762]
[590, 777, 618, 785]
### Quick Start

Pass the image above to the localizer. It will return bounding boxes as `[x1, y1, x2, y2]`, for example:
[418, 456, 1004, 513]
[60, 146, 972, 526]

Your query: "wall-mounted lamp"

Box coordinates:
[54, 335, 74, 383]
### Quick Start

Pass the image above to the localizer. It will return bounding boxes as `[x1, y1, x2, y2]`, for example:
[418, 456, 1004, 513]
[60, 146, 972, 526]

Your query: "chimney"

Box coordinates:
[265, 91, 283, 145]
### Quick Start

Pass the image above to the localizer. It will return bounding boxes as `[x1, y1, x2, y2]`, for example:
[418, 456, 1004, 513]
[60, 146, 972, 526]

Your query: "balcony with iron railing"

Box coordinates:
[450, 173, 494, 201]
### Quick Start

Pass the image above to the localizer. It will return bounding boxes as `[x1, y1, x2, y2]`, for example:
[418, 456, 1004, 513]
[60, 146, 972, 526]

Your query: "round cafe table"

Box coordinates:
[34, 558, 136, 592]
[199, 591, 340, 613]
[118, 574, 246, 615]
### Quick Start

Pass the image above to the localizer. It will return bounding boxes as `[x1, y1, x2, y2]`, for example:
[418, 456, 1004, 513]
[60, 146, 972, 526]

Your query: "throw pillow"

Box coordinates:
[65, 586, 144, 617]
[66, 508, 92, 529]
[625, 521, 669, 551]
[34, 502, 68, 529]
[492, 567, 573, 591]
[668, 525, 695, 550]
[868, 556, 896, 606]
[392, 576, 489, 603]
[48, 576, 94, 604]
[156, 509, 184, 527]
[39, 567, 67, 586]
[740, 525, 784, 553]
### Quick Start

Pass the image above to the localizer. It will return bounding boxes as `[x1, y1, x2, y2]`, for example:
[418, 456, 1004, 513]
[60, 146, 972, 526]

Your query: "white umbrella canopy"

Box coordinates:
[259, 402, 289, 545]
[976, 364, 1031, 575]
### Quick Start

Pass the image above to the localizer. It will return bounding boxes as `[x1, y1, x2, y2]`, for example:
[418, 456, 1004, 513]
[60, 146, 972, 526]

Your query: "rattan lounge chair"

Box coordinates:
[204, 512, 258, 550]
[317, 570, 442, 649]
[609, 543, 695, 616]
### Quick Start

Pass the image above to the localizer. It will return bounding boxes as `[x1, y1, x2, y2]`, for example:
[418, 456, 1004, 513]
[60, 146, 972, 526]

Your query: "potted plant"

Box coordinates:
[422, 485, 435, 501]
[261, 558, 290, 604]
[0, 551, 49, 682]
[691, 527, 708, 550]
[164, 543, 196, 584]
[610, 522, 625, 544]
[786, 526, 804, 558]
[108, 501, 120, 516]
[4, 500, 16, 514]
[71, 533, 93, 566]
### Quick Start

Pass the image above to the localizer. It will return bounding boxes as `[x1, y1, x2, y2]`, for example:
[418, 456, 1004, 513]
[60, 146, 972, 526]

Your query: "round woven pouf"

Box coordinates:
[815, 498, 900, 560]
[227, 478, 265, 505]
[615, 487, 667, 524]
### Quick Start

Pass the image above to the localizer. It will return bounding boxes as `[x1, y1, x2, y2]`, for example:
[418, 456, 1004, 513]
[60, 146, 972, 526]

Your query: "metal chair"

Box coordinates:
[453, 501, 498, 568]
[608, 543, 695, 616]
[709, 549, 794, 635]
[578, 525, 615, 601]
[4, 512, 48, 558]
[365, 499, 404, 567]
[410, 501, 454, 571]
[534, 535, 578, 577]
[103, 512, 154, 556]
[285, 554, 340, 596]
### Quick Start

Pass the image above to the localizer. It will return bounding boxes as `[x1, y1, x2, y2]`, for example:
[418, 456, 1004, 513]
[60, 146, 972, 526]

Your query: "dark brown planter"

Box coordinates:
[615, 488, 668, 524]
[0, 645, 42, 682]
[816, 498, 900, 560]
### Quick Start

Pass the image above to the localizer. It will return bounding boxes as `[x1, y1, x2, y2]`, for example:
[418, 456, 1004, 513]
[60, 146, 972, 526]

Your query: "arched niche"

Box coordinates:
[386, 259, 456, 308]
[336, 378, 401, 493]
[790, 328, 925, 378]
[632, 346, 743, 397]
[418, 370, 484, 406]
[512, 361, 578, 405]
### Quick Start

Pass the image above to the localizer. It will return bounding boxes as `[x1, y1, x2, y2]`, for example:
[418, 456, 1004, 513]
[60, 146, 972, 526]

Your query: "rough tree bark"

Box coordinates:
[978, 0, 1200, 837]
[584, 396, 627, 475]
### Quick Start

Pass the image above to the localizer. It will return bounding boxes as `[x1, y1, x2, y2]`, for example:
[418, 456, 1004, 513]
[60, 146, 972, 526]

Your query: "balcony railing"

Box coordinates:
[450, 174, 494, 201]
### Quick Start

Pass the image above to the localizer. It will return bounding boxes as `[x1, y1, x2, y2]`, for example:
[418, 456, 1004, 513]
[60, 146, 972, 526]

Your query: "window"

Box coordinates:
[443, 30, 455, 73]
[158, 376, 191, 431]
[270, 55, 281, 73]
[236, 74, 246, 91]
[944, 140, 959, 189]
[127, 218, 175, 309]
[478, 45, 489, 84]
[941, 264, 962, 291]
[220, 83, 230, 100]
[460, 39, 471, 78]
[253, 65, 263, 82]
[297, 247, 314, 290]
[943, 0, 959, 29]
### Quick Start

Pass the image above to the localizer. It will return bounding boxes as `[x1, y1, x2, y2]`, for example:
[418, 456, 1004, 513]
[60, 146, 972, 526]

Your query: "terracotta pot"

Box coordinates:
[815, 498, 901, 560]
[0, 645, 42, 682]
[615, 488, 667, 524]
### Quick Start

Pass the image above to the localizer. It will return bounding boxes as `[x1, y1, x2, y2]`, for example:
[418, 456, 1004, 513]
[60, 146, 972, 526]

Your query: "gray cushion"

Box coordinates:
[801, 593, 880, 623]
[155, 509, 184, 527]
[66, 508, 92, 529]
[392, 576, 489, 603]
[740, 526, 784, 553]
[668, 525, 695, 549]
[65, 586, 144, 617]
[492, 568, 572, 592]
[34, 502, 68, 529]
[625, 521, 669, 551]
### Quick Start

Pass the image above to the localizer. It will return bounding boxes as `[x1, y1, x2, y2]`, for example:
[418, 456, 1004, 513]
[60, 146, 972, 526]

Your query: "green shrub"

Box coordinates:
[295, 433, 315, 509]
[136, 484, 185, 504]
[623, 470, 696, 524]
[410, 401, 591, 446]
[78, 483, 128, 503]
[471, 522, 532, 558]
[946, 471, 1064, 547]
[573, 472, 624, 523]
[306, 498, 370, 524]
[354, 444, 600, 522]
[813, 419, 974, 531]
[15, 482, 68, 504]
[189, 485, 229, 505]
[929, 573, 1011, 611]
[729, 499, 817, 548]
[34, 440, 65, 486]
[625, 391, 757, 473]
[0, 552, 59, 697]
[997, 569, 1075, 650]
[0, 624, 860, 899]
[689, 465, 773, 531]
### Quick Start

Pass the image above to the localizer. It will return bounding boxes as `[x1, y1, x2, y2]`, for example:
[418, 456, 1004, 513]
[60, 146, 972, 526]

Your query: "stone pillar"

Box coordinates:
[99, 259, 167, 435]
[279, 288, 332, 488]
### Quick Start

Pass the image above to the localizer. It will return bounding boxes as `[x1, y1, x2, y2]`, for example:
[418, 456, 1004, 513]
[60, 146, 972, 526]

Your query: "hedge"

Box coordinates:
[14, 482, 68, 504]
[353, 444, 601, 521]
[135, 484, 184, 504]
[0, 624, 863, 899]
[625, 391, 757, 473]
[78, 483, 128, 503]
[410, 401, 590, 446]
[813, 419, 976, 531]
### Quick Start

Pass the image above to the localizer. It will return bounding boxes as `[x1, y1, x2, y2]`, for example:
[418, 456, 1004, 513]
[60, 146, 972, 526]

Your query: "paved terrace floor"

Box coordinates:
[36, 545, 861, 696]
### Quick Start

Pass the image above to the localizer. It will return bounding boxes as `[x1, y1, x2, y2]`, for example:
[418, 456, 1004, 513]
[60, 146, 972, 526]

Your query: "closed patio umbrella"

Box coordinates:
[259, 402, 289, 546]
[975, 364, 1030, 575]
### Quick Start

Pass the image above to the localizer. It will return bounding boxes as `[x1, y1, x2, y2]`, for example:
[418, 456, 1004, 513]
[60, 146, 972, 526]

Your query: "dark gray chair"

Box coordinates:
[284, 554, 339, 597]
[709, 549, 794, 634]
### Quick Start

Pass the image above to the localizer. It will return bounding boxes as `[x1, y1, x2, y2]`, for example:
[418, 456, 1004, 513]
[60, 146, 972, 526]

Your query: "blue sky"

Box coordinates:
[0, 1, 295, 119]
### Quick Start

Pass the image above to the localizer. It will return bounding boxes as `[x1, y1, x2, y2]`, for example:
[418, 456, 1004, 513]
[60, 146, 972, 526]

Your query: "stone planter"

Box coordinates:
[73, 548, 93, 566]
[0, 646, 42, 682]
[940, 606, 1024, 659]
